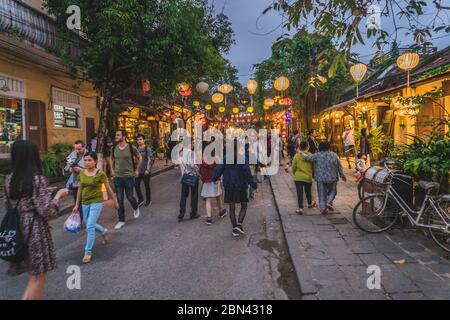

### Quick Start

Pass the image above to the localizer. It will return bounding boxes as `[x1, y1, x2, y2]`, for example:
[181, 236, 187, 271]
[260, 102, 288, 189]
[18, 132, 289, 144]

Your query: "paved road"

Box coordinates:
[0, 169, 300, 300]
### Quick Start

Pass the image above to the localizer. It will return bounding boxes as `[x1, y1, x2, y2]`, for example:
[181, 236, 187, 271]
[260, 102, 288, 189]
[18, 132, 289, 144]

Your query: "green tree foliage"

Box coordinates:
[266, 0, 450, 74]
[44, 0, 235, 147]
[254, 30, 352, 113]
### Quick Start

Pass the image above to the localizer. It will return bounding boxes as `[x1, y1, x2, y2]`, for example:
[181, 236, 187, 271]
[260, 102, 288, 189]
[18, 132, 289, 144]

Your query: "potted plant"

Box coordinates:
[400, 119, 450, 205]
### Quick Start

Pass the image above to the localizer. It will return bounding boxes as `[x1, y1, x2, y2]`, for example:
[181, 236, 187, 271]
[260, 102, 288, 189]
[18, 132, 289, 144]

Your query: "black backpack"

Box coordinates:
[0, 198, 37, 263]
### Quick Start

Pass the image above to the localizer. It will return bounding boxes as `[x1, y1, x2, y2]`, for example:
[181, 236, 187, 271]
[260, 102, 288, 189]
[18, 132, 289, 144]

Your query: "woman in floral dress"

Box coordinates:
[4, 140, 68, 300]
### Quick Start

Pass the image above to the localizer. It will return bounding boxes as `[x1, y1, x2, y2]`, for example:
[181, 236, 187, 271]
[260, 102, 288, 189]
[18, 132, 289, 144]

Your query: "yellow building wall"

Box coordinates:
[0, 57, 100, 147]
[393, 76, 449, 144]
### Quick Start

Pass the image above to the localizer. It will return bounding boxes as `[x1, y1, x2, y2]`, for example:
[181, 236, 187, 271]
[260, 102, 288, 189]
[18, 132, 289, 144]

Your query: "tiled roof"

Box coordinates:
[340, 46, 450, 102]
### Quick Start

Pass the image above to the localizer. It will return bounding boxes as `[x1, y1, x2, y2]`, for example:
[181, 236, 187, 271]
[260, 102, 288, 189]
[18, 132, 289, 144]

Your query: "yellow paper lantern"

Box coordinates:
[349, 64, 367, 83]
[247, 106, 254, 113]
[397, 53, 420, 72]
[205, 104, 212, 110]
[193, 100, 200, 107]
[349, 63, 368, 97]
[397, 52, 420, 87]
[196, 81, 209, 94]
[263, 104, 270, 110]
[274, 76, 290, 92]
[218, 84, 234, 94]
[264, 98, 275, 107]
[232, 107, 240, 114]
[212, 93, 224, 104]
[218, 106, 226, 113]
[246, 79, 258, 95]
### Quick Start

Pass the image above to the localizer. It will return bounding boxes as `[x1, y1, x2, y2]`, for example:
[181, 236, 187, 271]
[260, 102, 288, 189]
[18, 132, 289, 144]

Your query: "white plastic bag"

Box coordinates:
[64, 212, 81, 234]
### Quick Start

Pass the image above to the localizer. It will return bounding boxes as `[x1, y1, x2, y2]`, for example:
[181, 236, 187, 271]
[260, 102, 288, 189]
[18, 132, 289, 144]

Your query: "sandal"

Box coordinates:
[101, 229, 109, 245]
[308, 201, 317, 209]
[326, 204, 335, 212]
[296, 209, 303, 215]
[82, 253, 92, 264]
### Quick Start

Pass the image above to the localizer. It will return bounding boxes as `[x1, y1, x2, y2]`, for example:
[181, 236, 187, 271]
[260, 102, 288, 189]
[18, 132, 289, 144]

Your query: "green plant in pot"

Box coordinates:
[403, 119, 449, 195]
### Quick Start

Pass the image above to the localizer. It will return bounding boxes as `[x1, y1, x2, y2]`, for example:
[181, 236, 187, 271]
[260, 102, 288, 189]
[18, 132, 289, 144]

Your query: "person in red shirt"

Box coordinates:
[199, 142, 226, 225]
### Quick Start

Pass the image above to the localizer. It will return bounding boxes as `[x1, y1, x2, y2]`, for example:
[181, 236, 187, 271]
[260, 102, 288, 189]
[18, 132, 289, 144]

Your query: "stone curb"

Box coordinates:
[268, 174, 316, 299]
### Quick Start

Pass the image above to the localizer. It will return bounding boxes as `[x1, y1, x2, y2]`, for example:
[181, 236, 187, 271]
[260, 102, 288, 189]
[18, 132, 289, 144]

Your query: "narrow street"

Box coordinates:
[0, 168, 300, 300]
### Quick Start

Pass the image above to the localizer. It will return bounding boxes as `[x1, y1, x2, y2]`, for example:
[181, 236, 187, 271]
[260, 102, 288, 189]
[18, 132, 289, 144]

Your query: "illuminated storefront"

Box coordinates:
[117, 106, 158, 143]
[0, 96, 23, 156]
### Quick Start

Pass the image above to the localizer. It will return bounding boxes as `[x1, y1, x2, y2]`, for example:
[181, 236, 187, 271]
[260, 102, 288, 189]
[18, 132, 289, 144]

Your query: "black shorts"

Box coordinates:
[224, 188, 249, 204]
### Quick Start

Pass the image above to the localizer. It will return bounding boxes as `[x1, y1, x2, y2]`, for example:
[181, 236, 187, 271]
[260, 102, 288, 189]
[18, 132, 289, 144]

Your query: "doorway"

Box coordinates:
[85, 117, 96, 143]
[25, 100, 47, 153]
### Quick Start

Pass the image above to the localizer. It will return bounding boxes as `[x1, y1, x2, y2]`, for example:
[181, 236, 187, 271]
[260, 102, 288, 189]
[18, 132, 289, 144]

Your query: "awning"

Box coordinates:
[321, 99, 357, 114]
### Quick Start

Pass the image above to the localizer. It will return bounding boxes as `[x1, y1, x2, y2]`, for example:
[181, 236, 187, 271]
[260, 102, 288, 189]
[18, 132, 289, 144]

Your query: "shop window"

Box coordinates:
[52, 88, 81, 129]
[0, 97, 23, 155]
[53, 104, 80, 128]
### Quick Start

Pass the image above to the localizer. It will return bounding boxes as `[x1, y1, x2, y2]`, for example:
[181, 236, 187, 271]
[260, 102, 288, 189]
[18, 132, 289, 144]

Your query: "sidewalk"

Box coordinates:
[271, 164, 450, 300]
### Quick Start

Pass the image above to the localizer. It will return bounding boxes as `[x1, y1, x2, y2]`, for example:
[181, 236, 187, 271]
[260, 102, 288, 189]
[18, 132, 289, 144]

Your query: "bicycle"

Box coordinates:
[353, 162, 450, 252]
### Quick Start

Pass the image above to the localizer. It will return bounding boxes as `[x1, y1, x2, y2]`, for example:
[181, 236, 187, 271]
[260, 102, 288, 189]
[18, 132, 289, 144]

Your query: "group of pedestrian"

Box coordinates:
[177, 138, 259, 238]
[288, 125, 373, 215]
[287, 128, 347, 215]
[0, 127, 159, 299]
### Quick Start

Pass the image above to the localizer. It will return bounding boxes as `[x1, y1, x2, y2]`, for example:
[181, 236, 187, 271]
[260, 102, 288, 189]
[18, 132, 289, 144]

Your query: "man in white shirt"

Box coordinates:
[342, 125, 355, 169]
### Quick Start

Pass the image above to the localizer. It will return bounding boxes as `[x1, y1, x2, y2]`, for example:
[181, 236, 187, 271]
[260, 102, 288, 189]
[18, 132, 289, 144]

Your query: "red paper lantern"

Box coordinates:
[142, 80, 151, 93]
[180, 88, 192, 97]
[284, 98, 293, 106]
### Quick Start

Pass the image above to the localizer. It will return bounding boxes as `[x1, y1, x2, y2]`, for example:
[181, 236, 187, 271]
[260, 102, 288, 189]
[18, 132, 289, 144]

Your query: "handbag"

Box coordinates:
[181, 172, 199, 188]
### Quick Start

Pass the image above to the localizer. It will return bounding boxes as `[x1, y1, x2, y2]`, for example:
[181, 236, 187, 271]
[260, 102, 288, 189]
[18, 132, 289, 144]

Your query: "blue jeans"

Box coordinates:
[317, 181, 337, 212]
[82, 203, 106, 254]
[114, 177, 139, 222]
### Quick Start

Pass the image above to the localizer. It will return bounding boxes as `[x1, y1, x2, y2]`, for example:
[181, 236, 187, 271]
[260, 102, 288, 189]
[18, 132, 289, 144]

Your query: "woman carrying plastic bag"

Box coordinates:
[73, 152, 119, 264]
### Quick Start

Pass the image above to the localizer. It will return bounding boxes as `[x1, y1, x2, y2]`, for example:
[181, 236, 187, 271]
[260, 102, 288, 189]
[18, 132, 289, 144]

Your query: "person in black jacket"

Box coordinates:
[213, 140, 258, 238]
[307, 129, 318, 154]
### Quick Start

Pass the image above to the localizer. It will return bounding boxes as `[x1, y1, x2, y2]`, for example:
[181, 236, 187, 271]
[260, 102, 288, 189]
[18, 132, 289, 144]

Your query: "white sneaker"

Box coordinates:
[114, 222, 125, 230]
[133, 207, 140, 219]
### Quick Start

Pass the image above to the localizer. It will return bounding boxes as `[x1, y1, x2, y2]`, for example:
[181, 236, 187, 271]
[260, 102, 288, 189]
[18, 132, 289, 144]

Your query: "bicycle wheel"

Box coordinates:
[358, 180, 364, 200]
[427, 198, 450, 253]
[353, 193, 400, 233]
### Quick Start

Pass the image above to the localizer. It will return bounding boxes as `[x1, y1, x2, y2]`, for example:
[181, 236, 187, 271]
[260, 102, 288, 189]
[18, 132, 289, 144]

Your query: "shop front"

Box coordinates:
[0, 95, 24, 157]
[117, 106, 159, 144]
